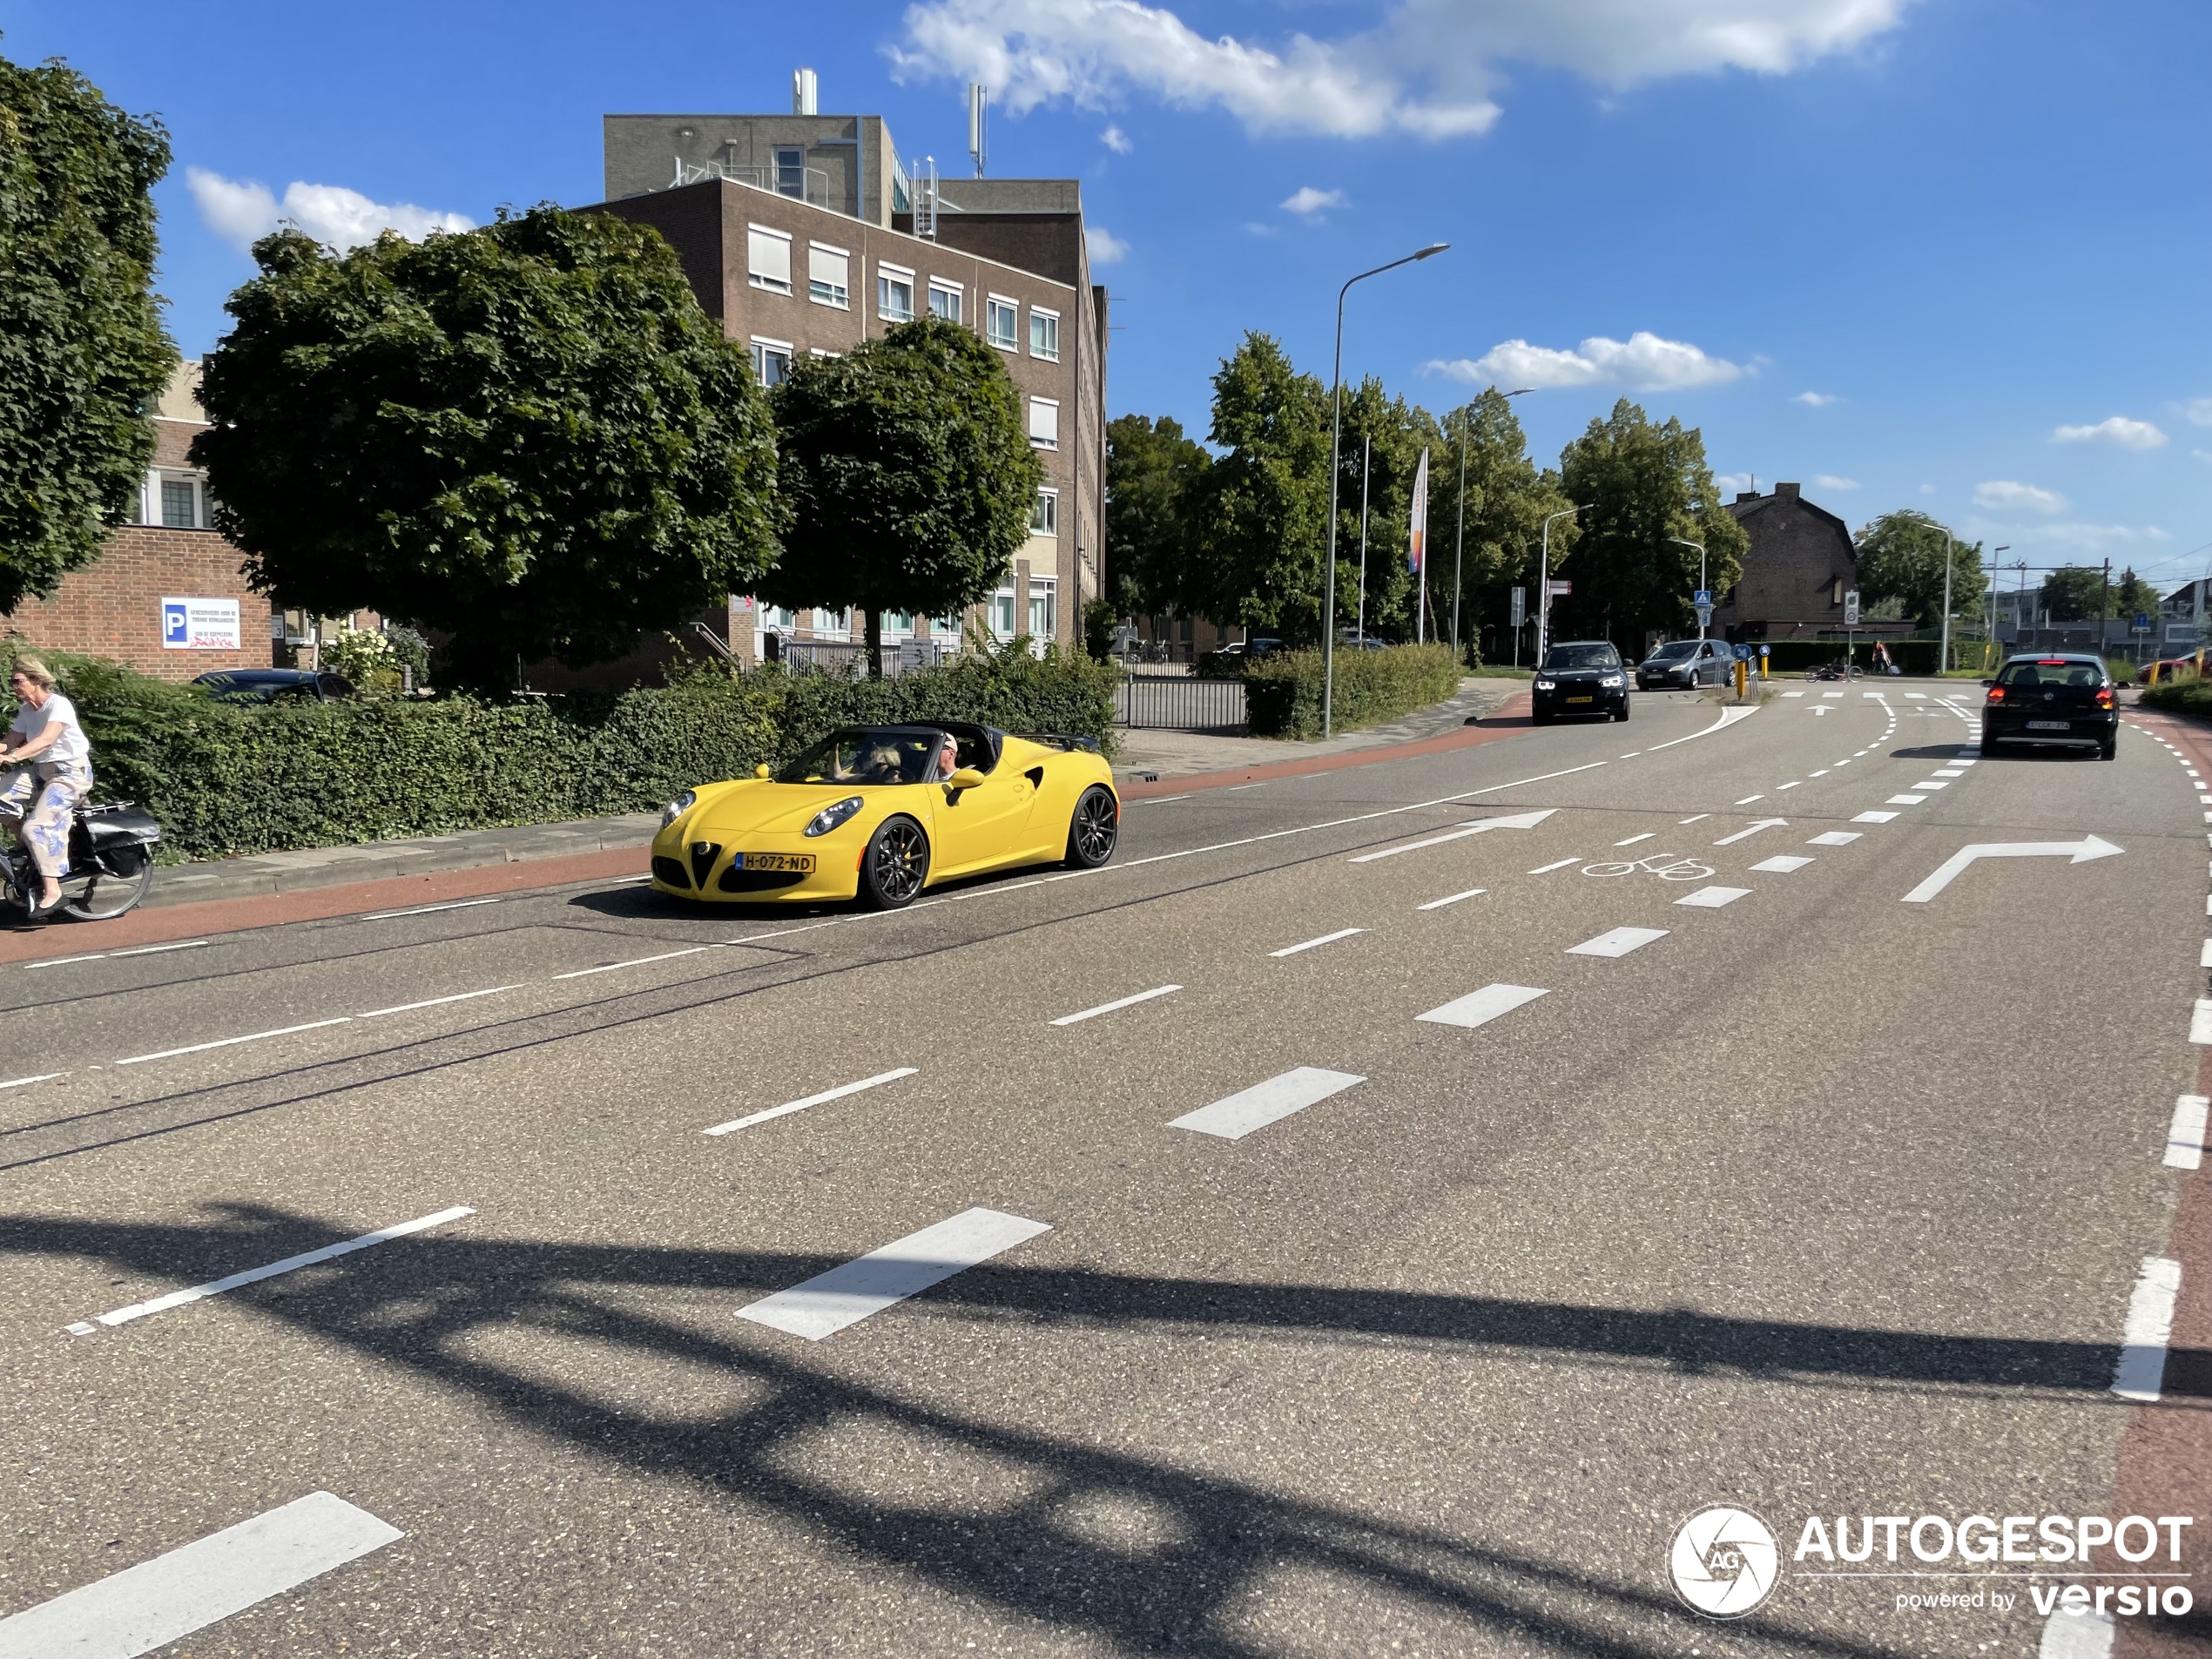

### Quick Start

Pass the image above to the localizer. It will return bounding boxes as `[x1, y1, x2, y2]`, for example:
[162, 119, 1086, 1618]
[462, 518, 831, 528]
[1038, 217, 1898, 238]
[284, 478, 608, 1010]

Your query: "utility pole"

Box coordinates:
[2101, 558, 2112, 658]
[1451, 418, 1467, 658]
[1356, 435, 1371, 644]
[1936, 521, 1955, 676]
[1537, 505, 1582, 662]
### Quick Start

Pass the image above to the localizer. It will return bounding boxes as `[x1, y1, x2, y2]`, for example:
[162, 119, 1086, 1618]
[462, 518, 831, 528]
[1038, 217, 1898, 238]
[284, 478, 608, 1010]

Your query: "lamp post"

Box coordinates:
[1668, 536, 1708, 640]
[1536, 504, 1583, 663]
[1323, 242, 1448, 738]
[1935, 519, 1957, 675]
[1449, 388, 1533, 661]
[1986, 545, 2009, 670]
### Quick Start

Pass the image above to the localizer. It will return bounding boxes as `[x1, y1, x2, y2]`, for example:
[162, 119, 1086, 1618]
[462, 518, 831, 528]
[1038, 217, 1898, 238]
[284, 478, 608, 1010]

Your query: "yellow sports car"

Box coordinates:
[649, 722, 1120, 908]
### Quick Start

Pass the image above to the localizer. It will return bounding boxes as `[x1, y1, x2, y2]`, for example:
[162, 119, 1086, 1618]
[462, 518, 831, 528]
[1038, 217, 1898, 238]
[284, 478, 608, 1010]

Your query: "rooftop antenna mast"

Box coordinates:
[792, 67, 818, 115]
[968, 84, 988, 178]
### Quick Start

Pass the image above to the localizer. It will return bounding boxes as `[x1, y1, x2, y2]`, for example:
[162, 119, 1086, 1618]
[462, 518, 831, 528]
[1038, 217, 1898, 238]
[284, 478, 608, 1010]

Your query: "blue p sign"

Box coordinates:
[161, 600, 188, 645]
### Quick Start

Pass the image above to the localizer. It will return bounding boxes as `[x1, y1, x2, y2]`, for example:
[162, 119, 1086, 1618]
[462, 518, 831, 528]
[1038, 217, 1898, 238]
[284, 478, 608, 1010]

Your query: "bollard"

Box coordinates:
[1734, 658, 1749, 698]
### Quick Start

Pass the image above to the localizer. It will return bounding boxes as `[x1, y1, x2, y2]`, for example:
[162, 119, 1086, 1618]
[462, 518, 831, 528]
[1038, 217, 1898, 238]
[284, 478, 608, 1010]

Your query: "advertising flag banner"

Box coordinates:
[1410, 447, 1431, 643]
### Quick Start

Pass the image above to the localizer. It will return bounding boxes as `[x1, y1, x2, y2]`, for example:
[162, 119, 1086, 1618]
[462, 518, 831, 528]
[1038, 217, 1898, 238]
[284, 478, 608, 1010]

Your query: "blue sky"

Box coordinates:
[10, 0, 2206, 589]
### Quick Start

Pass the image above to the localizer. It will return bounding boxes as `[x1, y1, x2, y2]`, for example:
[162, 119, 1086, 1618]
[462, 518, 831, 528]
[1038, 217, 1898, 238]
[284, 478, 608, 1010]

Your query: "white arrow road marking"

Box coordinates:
[1348, 808, 1555, 863]
[1810, 705, 1831, 715]
[0, 1492, 402, 1659]
[1713, 819, 1786, 846]
[1900, 836, 2123, 903]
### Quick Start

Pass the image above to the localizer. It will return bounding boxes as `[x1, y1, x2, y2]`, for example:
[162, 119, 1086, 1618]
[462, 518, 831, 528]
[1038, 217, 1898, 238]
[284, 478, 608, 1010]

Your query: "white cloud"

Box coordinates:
[1919, 483, 1936, 494]
[1280, 185, 1345, 217]
[1793, 390, 1837, 407]
[1428, 331, 1744, 392]
[1973, 479, 2067, 515]
[1813, 474, 1858, 490]
[1968, 520, 2172, 554]
[1085, 224, 1130, 263]
[187, 165, 473, 253]
[2185, 397, 2212, 426]
[1714, 473, 1751, 494]
[1101, 123, 1131, 152]
[2196, 449, 2212, 466]
[890, 0, 1907, 141]
[2051, 415, 2168, 450]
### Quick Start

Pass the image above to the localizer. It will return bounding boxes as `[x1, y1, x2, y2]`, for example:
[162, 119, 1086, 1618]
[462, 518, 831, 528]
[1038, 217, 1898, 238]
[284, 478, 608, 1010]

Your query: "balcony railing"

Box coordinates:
[671, 158, 832, 210]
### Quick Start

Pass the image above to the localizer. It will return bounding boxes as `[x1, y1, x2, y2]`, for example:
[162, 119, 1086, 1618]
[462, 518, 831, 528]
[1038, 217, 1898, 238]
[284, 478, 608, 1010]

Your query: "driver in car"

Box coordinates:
[934, 733, 961, 782]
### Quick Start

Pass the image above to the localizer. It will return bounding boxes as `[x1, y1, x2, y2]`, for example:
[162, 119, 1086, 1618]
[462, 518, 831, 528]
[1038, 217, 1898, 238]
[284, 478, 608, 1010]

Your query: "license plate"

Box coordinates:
[2025, 719, 2069, 731]
[738, 853, 814, 873]
[1567, 695, 1594, 704]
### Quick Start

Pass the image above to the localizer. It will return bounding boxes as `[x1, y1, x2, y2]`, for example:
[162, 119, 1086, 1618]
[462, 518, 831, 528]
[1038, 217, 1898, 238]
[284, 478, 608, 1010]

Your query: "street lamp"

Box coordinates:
[1450, 389, 1533, 660]
[1668, 536, 1708, 640]
[1934, 518, 1958, 675]
[1324, 242, 1448, 738]
[1536, 504, 1582, 662]
[1986, 545, 2010, 664]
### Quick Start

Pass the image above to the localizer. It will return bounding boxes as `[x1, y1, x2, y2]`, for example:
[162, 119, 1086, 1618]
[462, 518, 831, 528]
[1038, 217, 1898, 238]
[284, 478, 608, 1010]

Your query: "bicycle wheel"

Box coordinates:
[61, 845, 155, 921]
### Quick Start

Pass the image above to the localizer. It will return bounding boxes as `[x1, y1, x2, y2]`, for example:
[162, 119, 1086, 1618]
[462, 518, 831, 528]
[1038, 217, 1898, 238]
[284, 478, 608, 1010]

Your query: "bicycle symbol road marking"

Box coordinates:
[1581, 853, 1716, 881]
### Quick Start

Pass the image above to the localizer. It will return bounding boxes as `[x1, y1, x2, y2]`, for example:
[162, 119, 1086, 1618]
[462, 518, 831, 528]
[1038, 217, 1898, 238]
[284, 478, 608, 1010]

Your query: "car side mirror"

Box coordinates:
[948, 767, 987, 791]
[1979, 678, 1994, 688]
[755, 764, 771, 778]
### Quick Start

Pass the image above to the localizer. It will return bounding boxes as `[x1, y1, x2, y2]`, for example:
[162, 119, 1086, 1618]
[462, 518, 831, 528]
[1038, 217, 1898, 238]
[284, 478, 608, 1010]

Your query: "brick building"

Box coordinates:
[3, 364, 274, 679]
[592, 90, 1106, 668]
[1713, 481, 1902, 642]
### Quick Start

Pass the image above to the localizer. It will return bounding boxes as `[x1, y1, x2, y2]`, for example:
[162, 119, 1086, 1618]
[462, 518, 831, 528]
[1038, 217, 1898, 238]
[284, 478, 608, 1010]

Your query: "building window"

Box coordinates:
[988, 589, 1017, 637]
[927, 281, 962, 323]
[807, 244, 849, 308]
[1030, 489, 1058, 537]
[987, 295, 1018, 350]
[878, 264, 914, 323]
[747, 226, 792, 293]
[1831, 578, 1843, 605]
[1028, 307, 1060, 361]
[750, 338, 792, 388]
[159, 476, 200, 529]
[1028, 579, 1057, 641]
[880, 610, 914, 637]
[761, 605, 798, 631]
[775, 146, 804, 198]
[1028, 397, 1060, 450]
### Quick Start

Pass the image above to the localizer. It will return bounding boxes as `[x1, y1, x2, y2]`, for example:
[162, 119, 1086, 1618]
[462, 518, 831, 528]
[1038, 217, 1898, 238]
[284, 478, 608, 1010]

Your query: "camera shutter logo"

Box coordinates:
[1669, 1505, 1780, 1617]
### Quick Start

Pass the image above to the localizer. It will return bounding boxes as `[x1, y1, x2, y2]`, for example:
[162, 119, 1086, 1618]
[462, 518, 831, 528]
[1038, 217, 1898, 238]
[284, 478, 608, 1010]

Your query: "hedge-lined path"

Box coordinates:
[1113, 675, 1525, 784]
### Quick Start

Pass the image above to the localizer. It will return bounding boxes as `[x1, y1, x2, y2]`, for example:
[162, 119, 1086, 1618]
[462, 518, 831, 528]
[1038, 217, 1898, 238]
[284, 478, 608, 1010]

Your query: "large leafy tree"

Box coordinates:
[1554, 399, 1745, 651]
[763, 314, 1040, 673]
[0, 49, 177, 615]
[1188, 332, 1331, 641]
[1104, 413, 1211, 618]
[2113, 566, 2159, 624]
[194, 206, 779, 691]
[2039, 565, 2107, 623]
[1327, 376, 1443, 640]
[1431, 388, 1575, 656]
[1853, 510, 1988, 626]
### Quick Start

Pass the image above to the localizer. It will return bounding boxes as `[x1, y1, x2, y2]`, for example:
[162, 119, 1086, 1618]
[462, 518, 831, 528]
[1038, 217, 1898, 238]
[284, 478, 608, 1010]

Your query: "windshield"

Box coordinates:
[1997, 659, 2103, 690]
[774, 728, 947, 786]
[1542, 644, 1621, 671]
[1645, 640, 1698, 662]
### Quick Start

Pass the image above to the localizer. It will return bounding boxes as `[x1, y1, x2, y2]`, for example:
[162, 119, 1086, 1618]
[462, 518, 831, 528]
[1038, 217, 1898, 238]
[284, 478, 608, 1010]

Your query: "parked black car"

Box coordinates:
[1980, 653, 2116, 759]
[192, 669, 355, 705]
[1533, 641, 1629, 724]
[1637, 637, 1732, 690]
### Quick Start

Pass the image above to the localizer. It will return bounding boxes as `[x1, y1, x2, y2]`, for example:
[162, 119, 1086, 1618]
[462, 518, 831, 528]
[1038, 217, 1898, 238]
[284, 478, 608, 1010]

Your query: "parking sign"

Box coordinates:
[162, 600, 189, 645]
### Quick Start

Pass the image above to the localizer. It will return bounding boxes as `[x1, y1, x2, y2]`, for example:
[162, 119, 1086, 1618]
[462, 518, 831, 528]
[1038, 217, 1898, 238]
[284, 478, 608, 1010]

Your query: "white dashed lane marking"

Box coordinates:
[1417, 888, 1487, 911]
[2165, 1096, 2209, 1170]
[1750, 856, 1814, 873]
[1049, 985, 1182, 1027]
[1675, 887, 1750, 908]
[2112, 1257, 2182, 1401]
[1271, 928, 1366, 958]
[1853, 811, 1898, 824]
[1567, 927, 1669, 958]
[1170, 1066, 1366, 1141]
[1808, 832, 1862, 846]
[1416, 984, 1550, 1029]
[736, 1208, 1054, 1341]
[703, 1068, 919, 1136]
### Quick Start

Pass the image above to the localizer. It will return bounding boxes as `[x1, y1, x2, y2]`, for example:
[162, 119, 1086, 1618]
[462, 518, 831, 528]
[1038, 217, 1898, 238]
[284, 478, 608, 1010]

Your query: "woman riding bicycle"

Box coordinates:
[0, 656, 93, 920]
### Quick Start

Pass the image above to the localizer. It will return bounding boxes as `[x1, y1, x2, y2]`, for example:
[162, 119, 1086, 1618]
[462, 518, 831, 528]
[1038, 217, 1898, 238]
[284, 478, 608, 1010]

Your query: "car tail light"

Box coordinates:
[1986, 686, 2004, 703]
[2097, 687, 2114, 709]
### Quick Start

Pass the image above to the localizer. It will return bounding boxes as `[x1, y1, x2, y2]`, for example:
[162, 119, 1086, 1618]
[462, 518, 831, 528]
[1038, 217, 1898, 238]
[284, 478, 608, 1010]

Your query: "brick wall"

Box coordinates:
[3, 526, 271, 680]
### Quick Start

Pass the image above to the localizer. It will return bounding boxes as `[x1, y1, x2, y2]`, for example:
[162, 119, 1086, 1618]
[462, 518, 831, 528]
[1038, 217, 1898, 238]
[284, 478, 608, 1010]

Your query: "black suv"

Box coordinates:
[1980, 653, 2116, 759]
[1533, 641, 1629, 725]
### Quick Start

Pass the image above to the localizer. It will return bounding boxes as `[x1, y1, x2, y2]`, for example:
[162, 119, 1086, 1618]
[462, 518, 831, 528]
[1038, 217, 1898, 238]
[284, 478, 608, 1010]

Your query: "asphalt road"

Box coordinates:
[1, 682, 2204, 1658]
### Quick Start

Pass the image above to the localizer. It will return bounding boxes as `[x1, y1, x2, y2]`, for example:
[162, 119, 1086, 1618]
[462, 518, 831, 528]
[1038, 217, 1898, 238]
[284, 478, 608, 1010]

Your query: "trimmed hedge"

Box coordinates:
[5, 646, 1118, 861]
[1242, 644, 1461, 739]
[2141, 678, 2212, 718]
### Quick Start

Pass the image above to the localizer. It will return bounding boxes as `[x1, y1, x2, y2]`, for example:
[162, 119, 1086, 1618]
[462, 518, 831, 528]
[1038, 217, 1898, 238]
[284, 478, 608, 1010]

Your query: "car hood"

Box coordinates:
[671, 779, 907, 841]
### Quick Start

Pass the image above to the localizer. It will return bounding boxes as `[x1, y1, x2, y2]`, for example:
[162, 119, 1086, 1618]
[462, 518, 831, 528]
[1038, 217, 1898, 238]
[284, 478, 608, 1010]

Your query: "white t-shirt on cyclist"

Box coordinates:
[10, 693, 89, 768]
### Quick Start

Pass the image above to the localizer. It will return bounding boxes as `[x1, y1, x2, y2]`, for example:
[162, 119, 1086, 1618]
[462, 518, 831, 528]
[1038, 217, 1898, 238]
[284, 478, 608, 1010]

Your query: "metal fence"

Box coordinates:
[768, 638, 953, 678]
[1116, 673, 1247, 733]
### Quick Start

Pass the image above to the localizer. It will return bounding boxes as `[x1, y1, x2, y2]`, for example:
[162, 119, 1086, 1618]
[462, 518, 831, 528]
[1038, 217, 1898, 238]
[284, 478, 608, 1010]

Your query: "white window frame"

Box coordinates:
[806, 241, 850, 309]
[1030, 488, 1058, 537]
[746, 224, 792, 294]
[153, 469, 206, 530]
[986, 293, 1020, 351]
[927, 280, 963, 323]
[1028, 306, 1060, 361]
[988, 588, 1018, 639]
[877, 261, 915, 323]
[749, 335, 794, 388]
[1028, 396, 1060, 451]
[1027, 577, 1058, 642]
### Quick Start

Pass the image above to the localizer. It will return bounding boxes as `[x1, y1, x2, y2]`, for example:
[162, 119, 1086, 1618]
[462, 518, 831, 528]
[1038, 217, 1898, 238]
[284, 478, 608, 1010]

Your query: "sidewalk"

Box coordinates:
[1111, 676, 1524, 783]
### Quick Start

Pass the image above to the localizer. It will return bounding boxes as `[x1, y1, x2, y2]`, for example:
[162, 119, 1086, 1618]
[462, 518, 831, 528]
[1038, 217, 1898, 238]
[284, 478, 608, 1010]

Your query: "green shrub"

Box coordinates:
[2141, 678, 2212, 717]
[1, 639, 1117, 860]
[1242, 643, 1461, 739]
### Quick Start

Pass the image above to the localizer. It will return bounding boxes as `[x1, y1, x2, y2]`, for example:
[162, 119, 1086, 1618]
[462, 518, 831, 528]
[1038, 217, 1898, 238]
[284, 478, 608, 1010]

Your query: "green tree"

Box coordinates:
[1554, 399, 1744, 651]
[1187, 333, 1331, 641]
[1431, 388, 1575, 658]
[1852, 511, 1988, 626]
[0, 50, 177, 615]
[1104, 413, 1211, 617]
[1327, 377, 1444, 641]
[193, 206, 779, 691]
[2114, 566, 2160, 625]
[764, 314, 1040, 674]
[2039, 565, 2107, 623]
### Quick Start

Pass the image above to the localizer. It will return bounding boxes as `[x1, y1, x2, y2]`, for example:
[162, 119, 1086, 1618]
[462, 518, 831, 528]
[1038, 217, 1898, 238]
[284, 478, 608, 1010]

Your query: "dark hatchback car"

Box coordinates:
[192, 668, 356, 705]
[1637, 636, 1732, 690]
[1533, 641, 1629, 725]
[1981, 653, 2116, 759]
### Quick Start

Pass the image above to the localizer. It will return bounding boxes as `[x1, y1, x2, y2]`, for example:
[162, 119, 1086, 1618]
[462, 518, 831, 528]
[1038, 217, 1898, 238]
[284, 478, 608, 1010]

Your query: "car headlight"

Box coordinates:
[1534, 678, 1555, 691]
[1601, 674, 1624, 687]
[660, 789, 696, 828]
[804, 796, 866, 838]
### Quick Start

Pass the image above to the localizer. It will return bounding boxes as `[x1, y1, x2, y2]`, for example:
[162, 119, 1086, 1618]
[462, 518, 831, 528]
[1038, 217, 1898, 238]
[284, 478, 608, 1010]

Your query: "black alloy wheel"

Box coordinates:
[61, 845, 155, 921]
[860, 817, 930, 909]
[1065, 786, 1119, 869]
[1615, 700, 1631, 723]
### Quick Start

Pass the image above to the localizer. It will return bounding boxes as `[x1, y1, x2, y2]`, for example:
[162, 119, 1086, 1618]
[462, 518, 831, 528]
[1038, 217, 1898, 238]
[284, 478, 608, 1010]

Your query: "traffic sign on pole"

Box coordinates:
[1844, 590, 1861, 626]
[1547, 580, 1572, 597]
[1509, 586, 1526, 628]
[1693, 590, 1712, 608]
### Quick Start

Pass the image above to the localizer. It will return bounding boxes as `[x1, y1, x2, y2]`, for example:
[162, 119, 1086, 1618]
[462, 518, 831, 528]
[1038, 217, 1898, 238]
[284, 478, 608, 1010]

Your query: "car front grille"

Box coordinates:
[688, 842, 722, 887]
